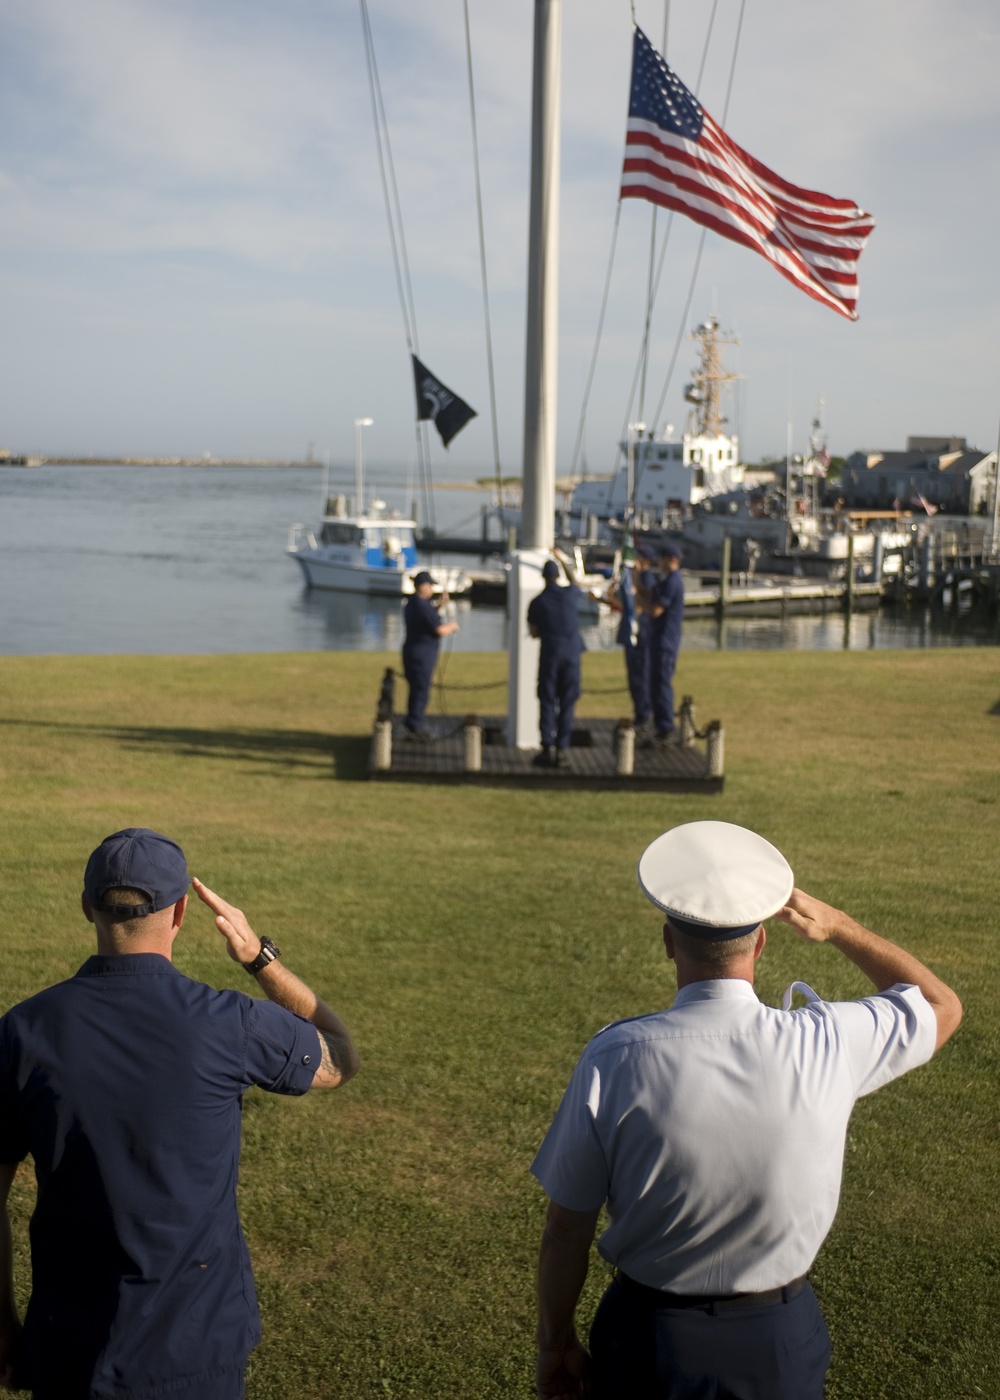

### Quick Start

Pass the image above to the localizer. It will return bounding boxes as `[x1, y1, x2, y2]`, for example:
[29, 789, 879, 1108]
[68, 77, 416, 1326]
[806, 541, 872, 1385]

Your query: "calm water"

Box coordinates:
[1, 464, 997, 655]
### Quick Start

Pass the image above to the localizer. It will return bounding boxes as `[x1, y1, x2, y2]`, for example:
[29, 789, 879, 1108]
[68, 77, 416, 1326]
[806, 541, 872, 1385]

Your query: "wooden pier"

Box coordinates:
[455, 568, 884, 613]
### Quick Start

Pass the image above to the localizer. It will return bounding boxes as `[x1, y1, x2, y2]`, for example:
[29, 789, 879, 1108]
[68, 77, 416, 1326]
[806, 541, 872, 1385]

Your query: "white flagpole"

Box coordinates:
[508, 0, 561, 748]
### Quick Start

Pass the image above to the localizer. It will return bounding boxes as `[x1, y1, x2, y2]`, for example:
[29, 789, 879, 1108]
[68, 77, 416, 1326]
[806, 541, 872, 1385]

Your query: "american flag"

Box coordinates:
[620, 27, 874, 320]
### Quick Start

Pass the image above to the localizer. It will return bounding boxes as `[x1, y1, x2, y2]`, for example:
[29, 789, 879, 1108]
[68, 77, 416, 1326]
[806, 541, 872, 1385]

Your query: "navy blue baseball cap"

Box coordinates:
[84, 828, 190, 917]
[413, 570, 436, 588]
[542, 559, 561, 581]
[659, 541, 683, 562]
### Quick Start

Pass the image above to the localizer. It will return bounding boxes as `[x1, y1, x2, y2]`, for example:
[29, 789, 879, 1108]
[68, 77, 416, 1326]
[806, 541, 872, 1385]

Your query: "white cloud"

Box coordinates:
[0, 0, 997, 461]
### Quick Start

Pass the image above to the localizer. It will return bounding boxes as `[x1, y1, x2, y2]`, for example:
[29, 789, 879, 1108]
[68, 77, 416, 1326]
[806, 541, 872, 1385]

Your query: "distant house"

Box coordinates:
[842, 436, 996, 513]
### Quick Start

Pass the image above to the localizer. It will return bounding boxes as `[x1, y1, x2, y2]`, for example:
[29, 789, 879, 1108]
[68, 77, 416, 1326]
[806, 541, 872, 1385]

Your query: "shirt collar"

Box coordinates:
[672, 978, 759, 1007]
[75, 953, 180, 978]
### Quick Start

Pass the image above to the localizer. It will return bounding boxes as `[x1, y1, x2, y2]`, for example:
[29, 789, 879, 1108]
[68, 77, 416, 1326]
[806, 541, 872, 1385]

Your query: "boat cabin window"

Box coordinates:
[321, 523, 360, 546]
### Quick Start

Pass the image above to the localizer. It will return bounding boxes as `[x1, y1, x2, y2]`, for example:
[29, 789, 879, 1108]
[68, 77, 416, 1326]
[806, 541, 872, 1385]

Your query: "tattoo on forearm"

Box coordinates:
[319, 1032, 347, 1081]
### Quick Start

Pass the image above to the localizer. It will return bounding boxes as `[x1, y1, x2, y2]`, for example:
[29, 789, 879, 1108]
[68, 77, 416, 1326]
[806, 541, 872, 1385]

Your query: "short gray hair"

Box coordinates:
[669, 923, 761, 968]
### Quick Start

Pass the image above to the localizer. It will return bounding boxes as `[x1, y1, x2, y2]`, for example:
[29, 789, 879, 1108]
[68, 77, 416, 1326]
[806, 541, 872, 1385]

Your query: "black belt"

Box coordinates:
[616, 1271, 809, 1312]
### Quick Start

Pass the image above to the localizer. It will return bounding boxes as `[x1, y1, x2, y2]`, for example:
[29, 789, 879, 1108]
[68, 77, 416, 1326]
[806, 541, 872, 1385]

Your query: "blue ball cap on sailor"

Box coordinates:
[637, 821, 794, 940]
[84, 827, 190, 918]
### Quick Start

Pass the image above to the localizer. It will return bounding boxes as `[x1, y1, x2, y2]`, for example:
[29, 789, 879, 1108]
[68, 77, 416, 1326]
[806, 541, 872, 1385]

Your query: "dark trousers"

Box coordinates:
[590, 1278, 831, 1400]
[31, 1363, 246, 1400]
[650, 642, 678, 735]
[402, 646, 436, 731]
[538, 652, 581, 749]
[624, 639, 651, 724]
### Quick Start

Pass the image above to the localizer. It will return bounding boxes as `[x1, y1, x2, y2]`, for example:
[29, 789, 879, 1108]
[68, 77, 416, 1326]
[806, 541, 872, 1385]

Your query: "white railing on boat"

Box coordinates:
[287, 524, 317, 552]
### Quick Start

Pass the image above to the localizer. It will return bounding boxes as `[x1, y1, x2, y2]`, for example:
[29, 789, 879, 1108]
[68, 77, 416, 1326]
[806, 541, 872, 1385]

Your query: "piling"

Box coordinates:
[679, 695, 697, 748]
[718, 536, 732, 614]
[919, 536, 932, 596]
[614, 721, 635, 776]
[373, 720, 393, 771]
[463, 718, 483, 773]
[705, 721, 724, 779]
[844, 535, 856, 612]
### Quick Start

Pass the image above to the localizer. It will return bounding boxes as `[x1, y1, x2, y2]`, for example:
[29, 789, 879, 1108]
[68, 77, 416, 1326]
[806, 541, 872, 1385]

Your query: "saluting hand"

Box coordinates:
[192, 878, 262, 964]
[775, 887, 840, 943]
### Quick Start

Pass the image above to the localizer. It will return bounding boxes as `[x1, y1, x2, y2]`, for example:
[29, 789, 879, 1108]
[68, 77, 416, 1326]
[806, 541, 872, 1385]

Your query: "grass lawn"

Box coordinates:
[0, 645, 997, 1398]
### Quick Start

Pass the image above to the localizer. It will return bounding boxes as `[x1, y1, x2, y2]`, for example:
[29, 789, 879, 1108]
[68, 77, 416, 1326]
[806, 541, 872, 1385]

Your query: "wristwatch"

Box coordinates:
[243, 936, 281, 976]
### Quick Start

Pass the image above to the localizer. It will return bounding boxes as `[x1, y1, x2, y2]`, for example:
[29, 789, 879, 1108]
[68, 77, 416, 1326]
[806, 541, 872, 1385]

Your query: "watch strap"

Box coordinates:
[244, 936, 281, 975]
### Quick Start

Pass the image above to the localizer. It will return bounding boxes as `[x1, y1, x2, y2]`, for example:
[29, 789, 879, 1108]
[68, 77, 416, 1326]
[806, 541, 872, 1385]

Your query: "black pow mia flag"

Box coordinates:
[411, 355, 477, 448]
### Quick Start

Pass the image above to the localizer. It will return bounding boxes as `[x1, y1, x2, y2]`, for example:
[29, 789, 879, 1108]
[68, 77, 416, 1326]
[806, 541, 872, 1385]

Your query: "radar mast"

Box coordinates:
[683, 314, 742, 439]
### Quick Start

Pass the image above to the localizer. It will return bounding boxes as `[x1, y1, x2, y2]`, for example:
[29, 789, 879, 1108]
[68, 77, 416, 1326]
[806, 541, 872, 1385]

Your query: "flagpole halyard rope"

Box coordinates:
[618, 0, 718, 487]
[648, 0, 747, 440]
[569, 201, 623, 483]
[360, 0, 421, 355]
[359, 0, 412, 353]
[635, 1, 672, 433]
[463, 0, 505, 522]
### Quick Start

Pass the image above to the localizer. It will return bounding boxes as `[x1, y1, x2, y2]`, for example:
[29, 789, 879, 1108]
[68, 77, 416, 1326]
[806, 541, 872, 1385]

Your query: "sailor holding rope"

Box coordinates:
[402, 571, 459, 742]
[634, 542, 684, 747]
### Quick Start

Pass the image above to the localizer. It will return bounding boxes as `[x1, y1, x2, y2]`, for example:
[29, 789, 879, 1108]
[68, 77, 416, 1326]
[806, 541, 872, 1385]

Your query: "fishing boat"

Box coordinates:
[287, 418, 470, 597]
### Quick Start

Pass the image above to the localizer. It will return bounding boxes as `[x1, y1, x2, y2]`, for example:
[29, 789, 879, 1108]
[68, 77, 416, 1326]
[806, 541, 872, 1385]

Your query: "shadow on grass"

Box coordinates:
[0, 719, 370, 781]
[990, 698, 1000, 716]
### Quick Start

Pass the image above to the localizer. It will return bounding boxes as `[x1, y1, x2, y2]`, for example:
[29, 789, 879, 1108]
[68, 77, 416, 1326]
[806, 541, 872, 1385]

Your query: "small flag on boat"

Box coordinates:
[620, 27, 874, 321]
[412, 356, 478, 447]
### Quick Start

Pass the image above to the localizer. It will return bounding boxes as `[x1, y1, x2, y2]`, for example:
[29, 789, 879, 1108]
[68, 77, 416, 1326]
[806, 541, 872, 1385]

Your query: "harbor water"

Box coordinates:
[1, 464, 998, 656]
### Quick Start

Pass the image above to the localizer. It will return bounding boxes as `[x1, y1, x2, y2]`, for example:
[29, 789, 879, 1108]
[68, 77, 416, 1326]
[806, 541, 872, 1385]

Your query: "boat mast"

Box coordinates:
[354, 416, 373, 516]
[508, 0, 561, 747]
[684, 315, 740, 438]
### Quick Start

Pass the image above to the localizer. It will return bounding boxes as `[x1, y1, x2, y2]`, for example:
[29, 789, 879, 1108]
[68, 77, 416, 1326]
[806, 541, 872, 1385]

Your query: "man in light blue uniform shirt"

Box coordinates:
[531, 821, 962, 1400]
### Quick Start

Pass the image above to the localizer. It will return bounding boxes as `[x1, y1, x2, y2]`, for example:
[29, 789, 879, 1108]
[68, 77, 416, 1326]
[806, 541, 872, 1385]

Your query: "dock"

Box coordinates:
[449, 568, 885, 613]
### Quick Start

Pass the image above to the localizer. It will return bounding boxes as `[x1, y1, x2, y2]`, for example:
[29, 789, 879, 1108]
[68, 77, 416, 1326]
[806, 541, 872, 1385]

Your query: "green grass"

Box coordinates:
[0, 647, 998, 1399]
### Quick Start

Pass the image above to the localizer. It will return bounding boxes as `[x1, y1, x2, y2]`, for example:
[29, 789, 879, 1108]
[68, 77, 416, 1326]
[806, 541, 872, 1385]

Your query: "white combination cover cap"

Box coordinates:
[638, 820, 794, 935]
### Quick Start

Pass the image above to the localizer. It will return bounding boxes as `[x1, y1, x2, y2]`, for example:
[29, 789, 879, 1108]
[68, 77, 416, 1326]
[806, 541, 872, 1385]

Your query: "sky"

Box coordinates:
[1, 0, 998, 476]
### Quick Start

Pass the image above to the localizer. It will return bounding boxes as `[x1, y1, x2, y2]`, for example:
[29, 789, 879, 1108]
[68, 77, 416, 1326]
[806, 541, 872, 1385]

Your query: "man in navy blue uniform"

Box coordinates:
[402, 571, 459, 741]
[615, 545, 657, 738]
[527, 559, 584, 769]
[0, 828, 359, 1400]
[636, 543, 684, 746]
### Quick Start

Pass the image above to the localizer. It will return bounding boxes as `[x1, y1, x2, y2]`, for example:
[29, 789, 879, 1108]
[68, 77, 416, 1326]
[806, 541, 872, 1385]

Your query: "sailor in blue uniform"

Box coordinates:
[527, 559, 584, 769]
[402, 571, 458, 741]
[636, 542, 684, 745]
[616, 545, 656, 737]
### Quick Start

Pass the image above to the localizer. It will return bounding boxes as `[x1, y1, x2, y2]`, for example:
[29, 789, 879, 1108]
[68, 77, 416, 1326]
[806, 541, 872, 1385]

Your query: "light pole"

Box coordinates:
[354, 417, 374, 516]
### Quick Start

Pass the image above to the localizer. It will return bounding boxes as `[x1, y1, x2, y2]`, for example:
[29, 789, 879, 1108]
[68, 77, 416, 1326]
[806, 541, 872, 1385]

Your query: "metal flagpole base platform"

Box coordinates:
[369, 708, 724, 793]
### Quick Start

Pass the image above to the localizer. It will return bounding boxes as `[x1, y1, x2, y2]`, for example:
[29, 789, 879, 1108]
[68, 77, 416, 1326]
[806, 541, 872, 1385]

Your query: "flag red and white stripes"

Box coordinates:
[620, 27, 874, 320]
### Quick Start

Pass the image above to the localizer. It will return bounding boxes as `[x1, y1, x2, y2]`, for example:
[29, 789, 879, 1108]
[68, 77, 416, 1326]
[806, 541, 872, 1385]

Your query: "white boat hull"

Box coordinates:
[292, 551, 412, 595]
[289, 545, 471, 598]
